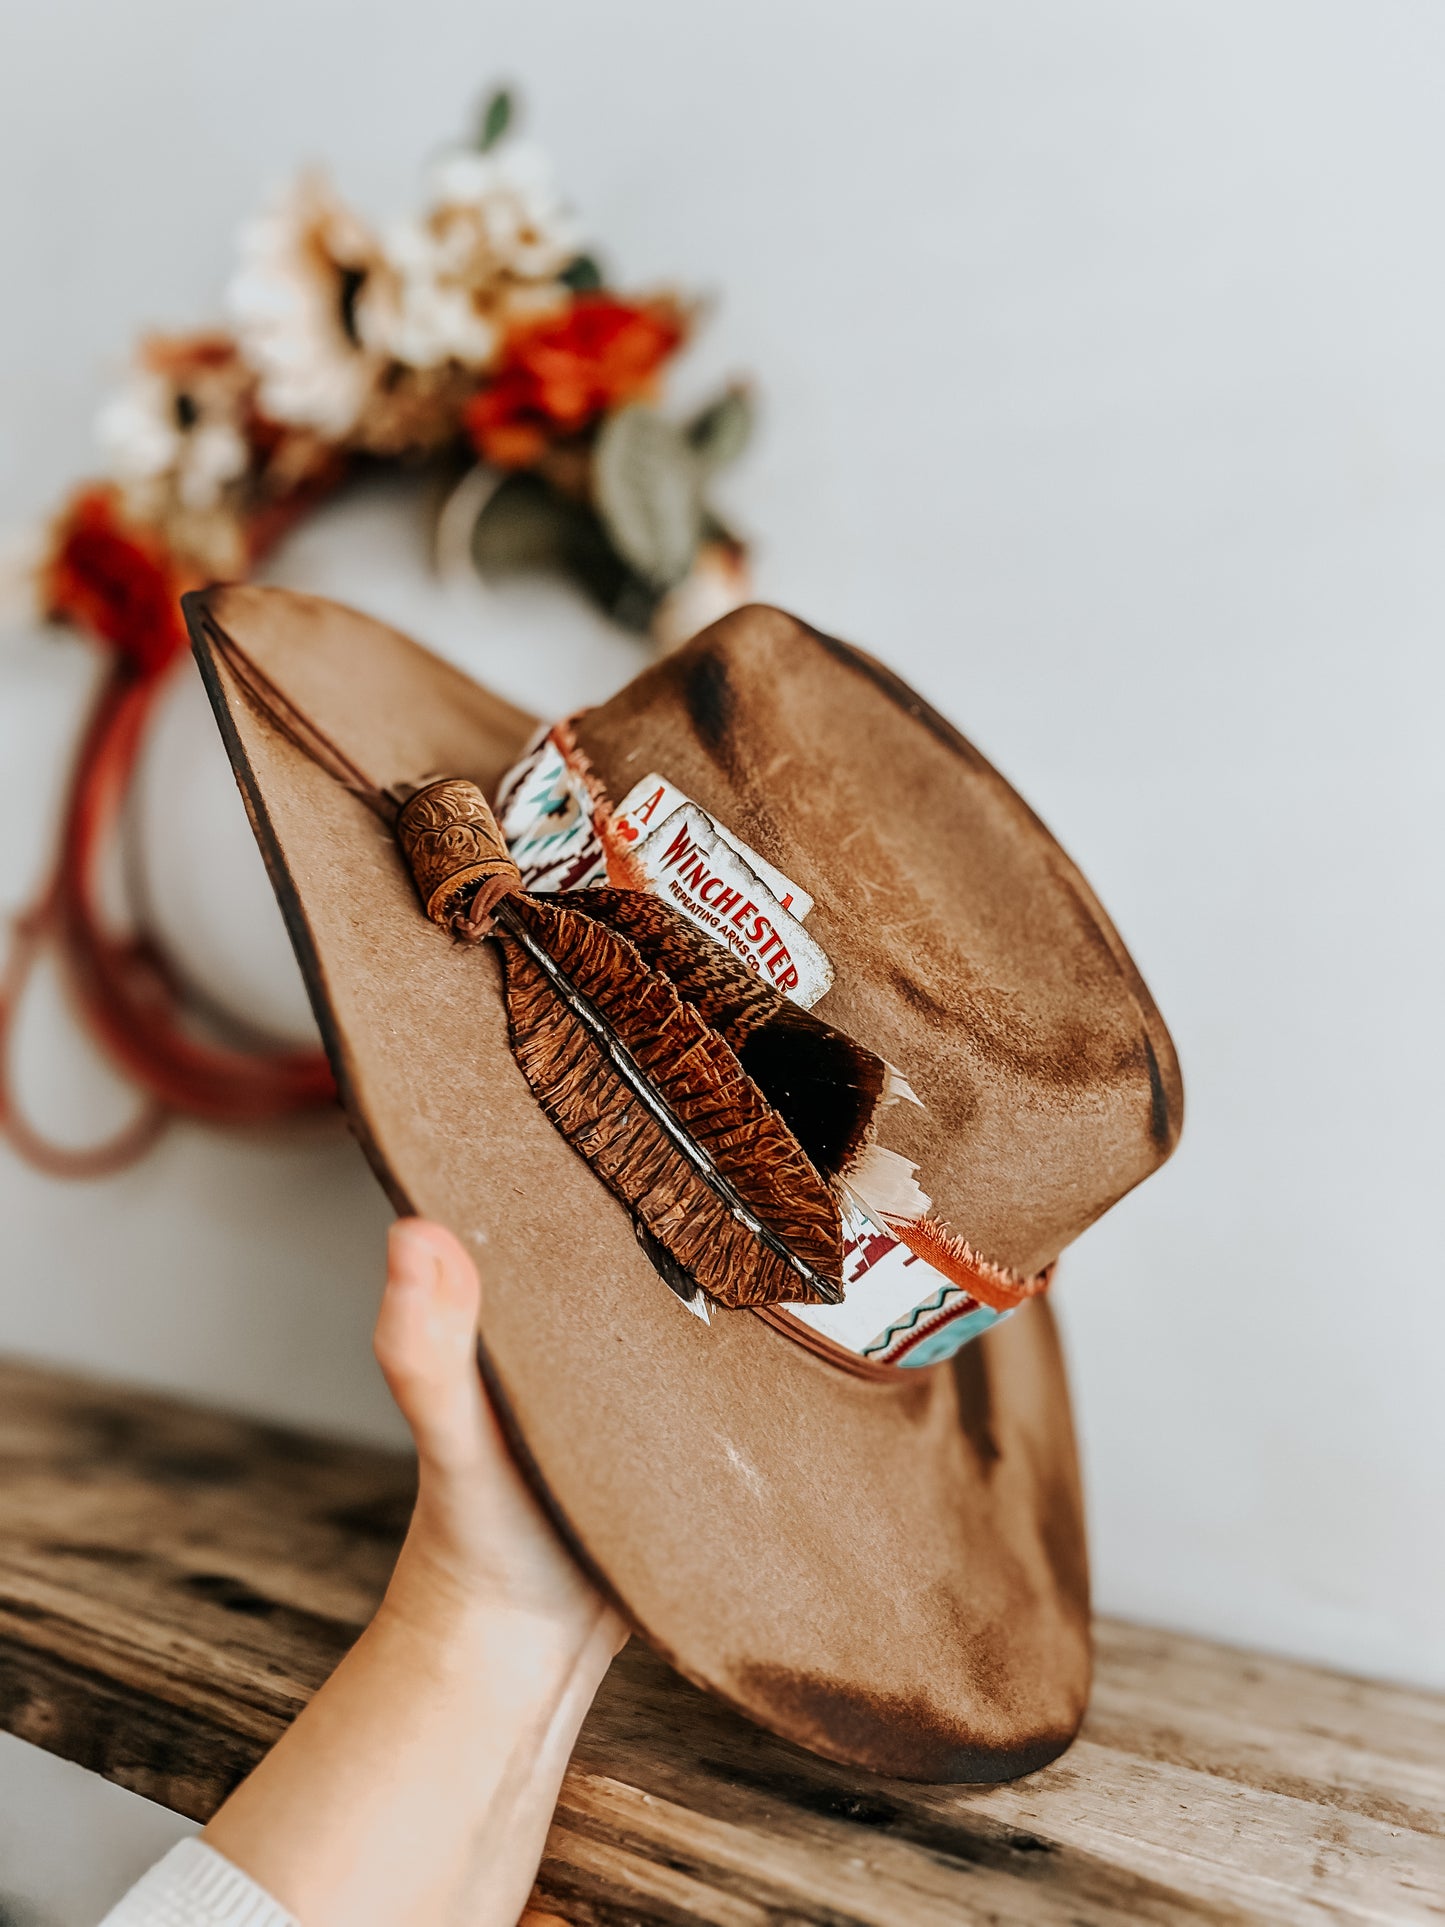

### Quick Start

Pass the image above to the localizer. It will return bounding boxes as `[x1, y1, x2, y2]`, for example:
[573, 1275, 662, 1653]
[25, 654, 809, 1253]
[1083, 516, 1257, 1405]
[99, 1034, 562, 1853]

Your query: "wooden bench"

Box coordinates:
[1, 1357, 1441, 1925]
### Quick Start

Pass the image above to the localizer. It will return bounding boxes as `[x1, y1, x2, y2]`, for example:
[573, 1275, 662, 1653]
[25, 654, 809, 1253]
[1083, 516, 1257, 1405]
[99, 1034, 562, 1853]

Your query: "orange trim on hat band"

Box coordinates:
[883, 1220, 1054, 1313]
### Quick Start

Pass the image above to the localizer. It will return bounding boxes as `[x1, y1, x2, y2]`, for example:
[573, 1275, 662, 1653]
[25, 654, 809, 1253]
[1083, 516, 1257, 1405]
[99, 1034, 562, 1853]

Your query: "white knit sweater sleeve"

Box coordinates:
[98, 1840, 296, 1927]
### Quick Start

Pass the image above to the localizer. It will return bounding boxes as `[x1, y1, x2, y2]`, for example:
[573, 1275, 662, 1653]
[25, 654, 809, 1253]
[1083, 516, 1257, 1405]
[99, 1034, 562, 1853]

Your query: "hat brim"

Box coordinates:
[188, 584, 1091, 1782]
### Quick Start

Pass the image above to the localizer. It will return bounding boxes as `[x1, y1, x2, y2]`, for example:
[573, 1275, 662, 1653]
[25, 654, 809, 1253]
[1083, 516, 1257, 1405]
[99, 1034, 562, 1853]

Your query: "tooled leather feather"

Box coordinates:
[498, 896, 843, 1308]
[557, 888, 887, 1180]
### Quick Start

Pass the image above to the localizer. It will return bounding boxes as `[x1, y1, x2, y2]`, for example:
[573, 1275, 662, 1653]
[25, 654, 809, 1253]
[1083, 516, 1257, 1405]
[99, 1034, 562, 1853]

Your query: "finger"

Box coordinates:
[374, 1218, 489, 1474]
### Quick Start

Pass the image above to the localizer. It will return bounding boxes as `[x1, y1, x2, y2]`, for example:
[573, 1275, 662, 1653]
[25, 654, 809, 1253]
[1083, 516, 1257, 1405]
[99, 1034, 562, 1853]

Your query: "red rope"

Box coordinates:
[0, 651, 335, 1178]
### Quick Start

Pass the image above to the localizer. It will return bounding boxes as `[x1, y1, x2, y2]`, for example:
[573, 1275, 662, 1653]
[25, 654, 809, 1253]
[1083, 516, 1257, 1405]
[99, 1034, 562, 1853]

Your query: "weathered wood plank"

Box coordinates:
[0, 1356, 1441, 1925]
[0, 1356, 414, 1816]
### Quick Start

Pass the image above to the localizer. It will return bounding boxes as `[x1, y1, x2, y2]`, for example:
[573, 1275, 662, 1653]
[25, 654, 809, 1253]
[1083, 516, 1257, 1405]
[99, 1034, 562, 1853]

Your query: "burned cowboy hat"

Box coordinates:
[186, 584, 1182, 1783]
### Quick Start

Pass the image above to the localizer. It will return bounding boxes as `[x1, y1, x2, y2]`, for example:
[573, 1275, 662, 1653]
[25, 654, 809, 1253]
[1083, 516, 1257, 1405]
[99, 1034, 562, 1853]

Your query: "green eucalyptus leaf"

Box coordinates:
[602, 567, 665, 635]
[471, 476, 662, 633]
[560, 253, 604, 293]
[477, 87, 514, 152]
[594, 405, 703, 590]
[686, 385, 753, 470]
[471, 473, 571, 575]
[559, 502, 662, 631]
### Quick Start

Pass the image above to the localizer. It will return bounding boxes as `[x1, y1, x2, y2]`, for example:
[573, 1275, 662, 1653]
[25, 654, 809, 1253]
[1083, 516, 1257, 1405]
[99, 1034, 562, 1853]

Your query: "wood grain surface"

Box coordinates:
[1, 1356, 1441, 1925]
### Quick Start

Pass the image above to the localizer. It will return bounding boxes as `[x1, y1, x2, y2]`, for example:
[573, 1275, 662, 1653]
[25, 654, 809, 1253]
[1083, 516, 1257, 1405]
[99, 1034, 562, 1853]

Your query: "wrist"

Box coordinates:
[372, 1559, 617, 1693]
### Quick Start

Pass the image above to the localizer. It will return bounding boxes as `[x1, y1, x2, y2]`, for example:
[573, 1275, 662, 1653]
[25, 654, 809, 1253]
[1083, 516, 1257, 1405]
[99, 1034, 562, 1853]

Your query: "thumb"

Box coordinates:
[373, 1218, 489, 1475]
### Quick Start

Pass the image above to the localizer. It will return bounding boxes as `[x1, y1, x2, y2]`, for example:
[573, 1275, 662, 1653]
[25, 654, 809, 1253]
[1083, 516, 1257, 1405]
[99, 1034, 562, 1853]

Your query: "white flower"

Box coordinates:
[97, 367, 248, 513]
[427, 141, 581, 281]
[375, 141, 581, 371]
[94, 334, 255, 531]
[97, 372, 179, 481]
[652, 542, 751, 654]
[88, 338, 257, 575]
[228, 175, 387, 437]
[379, 226, 501, 369]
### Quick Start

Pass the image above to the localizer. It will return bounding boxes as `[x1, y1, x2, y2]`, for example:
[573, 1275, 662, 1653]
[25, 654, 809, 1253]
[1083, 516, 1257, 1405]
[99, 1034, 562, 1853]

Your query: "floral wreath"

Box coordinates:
[0, 89, 755, 1178]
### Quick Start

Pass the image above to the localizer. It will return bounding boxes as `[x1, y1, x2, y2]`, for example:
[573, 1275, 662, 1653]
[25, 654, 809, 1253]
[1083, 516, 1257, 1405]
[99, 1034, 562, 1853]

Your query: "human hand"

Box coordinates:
[203, 1218, 626, 1927]
[374, 1217, 629, 1660]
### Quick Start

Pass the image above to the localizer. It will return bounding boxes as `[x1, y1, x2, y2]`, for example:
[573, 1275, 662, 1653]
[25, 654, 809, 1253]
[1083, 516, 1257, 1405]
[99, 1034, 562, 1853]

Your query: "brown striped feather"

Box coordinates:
[558, 888, 888, 1182]
[498, 896, 844, 1308]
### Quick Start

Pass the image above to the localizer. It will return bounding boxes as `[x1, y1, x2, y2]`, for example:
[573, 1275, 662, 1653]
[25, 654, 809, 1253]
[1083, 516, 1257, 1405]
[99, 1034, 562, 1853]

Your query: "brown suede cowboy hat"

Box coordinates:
[185, 582, 1181, 1783]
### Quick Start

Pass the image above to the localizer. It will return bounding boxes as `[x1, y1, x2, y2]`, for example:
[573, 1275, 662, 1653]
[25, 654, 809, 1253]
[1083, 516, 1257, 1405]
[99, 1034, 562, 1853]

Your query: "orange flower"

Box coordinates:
[45, 487, 191, 679]
[465, 294, 687, 468]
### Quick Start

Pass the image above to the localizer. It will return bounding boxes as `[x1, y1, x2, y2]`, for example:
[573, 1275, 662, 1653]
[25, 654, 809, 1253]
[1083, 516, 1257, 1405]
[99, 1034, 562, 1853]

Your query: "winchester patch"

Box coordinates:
[629, 804, 833, 1007]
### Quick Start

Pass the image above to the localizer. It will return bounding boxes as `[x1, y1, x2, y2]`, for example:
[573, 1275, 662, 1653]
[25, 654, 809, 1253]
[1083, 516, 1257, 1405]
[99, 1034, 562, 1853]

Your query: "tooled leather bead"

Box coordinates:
[396, 778, 522, 926]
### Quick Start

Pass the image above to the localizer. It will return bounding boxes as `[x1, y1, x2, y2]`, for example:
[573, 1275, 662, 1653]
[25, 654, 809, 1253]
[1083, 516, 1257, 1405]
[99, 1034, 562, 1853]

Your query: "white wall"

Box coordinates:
[2, 4, 1443, 1909]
